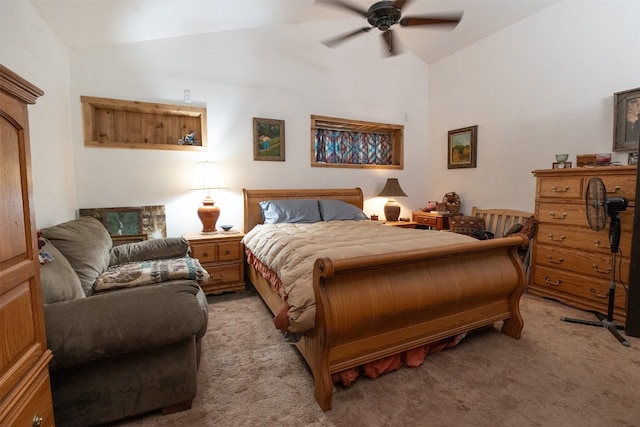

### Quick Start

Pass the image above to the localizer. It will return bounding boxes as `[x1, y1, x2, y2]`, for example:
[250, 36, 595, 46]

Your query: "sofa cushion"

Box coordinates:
[39, 239, 86, 304]
[109, 237, 190, 266]
[40, 217, 112, 296]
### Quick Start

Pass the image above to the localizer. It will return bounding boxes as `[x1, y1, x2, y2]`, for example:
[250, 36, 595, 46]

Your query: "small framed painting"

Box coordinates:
[253, 117, 285, 161]
[613, 87, 640, 152]
[448, 125, 477, 169]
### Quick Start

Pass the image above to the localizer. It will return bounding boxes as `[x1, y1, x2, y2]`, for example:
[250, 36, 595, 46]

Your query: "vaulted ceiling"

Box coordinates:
[30, 0, 557, 64]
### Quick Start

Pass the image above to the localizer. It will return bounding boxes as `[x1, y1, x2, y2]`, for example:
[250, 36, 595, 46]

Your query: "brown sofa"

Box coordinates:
[38, 217, 209, 427]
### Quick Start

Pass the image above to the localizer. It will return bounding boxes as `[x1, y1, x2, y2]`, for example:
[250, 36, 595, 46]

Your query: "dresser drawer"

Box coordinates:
[190, 242, 218, 263]
[532, 265, 626, 320]
[600, 174, 636, 204]
[534, 244, 629, 280]
[2, 367, 54, 427]
[536, 223, 632, 255]
[414, 214, 439, 227]
[218, 241, 241, 261]
[537, 176, 583, 199]
[537, 201, 587, 226]
[205, 262, 242, 284]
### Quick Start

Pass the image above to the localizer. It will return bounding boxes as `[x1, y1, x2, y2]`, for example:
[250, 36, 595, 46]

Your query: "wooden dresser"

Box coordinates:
[529, 166, 637, 323]
[0, 66, 55, 425]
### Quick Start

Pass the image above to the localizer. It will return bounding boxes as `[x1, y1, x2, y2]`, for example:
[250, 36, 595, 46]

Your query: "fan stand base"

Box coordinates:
[561, 313, 630, 347]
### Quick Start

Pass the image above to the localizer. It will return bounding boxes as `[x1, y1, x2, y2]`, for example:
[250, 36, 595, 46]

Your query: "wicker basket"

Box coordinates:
[446, 203, 461, 214]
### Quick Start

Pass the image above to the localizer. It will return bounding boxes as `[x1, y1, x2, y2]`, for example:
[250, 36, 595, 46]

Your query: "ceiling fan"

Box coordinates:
[316, 0, 463, 56]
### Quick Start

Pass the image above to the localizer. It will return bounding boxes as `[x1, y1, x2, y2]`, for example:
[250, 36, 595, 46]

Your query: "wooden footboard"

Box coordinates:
[242, 188, 527, 411]
[309, 235, 527, 410]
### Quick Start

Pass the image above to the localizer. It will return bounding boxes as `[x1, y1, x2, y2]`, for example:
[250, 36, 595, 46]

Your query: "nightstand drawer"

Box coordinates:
[414, 215, 439, 227]
[190, 243, 218, 263]
[218, 241, 241, 261]
[206, 263, 242, 284]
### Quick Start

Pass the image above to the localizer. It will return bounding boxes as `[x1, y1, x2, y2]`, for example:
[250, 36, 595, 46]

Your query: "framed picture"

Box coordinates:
[103, 208, 142, 236]
[613, 87, 640, 152]
[253, 117, 285, 161]
[448, 125, 477, 169]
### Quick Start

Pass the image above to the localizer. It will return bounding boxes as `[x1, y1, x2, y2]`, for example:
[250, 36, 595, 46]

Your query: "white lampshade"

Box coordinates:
[191, 161, 227, 191]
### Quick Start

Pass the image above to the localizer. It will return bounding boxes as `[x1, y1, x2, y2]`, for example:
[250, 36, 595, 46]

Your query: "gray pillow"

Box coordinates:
[319, 199, 368, 221]
[40, 216, 112, 296]
[39, 239, 85, 304]
[259, 199, 322, 224]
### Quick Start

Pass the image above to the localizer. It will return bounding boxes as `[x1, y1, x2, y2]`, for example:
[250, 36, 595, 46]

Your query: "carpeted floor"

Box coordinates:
[109, 289, 640, 427]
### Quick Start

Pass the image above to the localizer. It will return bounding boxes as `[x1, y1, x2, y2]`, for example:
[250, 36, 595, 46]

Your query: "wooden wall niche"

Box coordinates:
[81, 96, 207, 151]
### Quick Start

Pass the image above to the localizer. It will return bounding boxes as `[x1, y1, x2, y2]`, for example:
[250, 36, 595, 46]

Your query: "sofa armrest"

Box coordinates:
[109, 237, 190, 266]
[44, 280, 208, 370]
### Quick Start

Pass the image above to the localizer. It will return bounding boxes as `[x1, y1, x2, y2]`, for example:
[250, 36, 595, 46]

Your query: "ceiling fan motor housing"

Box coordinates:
[367, 1, 402, 30]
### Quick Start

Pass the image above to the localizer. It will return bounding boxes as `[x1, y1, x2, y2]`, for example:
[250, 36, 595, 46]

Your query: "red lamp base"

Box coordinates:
[198, 195, 220, 234]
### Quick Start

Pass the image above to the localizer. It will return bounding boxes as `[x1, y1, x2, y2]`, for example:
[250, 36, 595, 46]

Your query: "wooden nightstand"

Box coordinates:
[411, 211, 460, 231]
[184, 231, 245, 295]
[381, 220, 419, 229]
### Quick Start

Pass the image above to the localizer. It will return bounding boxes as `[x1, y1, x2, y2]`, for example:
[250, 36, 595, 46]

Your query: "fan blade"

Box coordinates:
[322, 27, 373, 48]
[315, 0, 369, 17]
[391, 0, 411, 11]
[400, 13, 463, 28]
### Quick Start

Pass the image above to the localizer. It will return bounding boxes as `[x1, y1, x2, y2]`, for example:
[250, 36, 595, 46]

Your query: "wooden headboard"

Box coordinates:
[242, 188, 364, 232]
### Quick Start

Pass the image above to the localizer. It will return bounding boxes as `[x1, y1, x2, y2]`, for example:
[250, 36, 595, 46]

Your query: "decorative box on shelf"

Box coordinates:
[184, 231, 245, 295]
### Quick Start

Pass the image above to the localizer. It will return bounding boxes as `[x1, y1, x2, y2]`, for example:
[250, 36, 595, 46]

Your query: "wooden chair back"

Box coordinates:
[470, 207, 533, 238]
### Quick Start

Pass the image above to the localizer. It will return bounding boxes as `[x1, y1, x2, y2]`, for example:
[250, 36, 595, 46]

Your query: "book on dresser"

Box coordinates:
[529, 166, 637, 324]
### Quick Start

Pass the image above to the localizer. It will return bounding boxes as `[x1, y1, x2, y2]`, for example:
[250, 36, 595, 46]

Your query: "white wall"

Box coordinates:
[1, 0, 76, 227]
[427, 1, 640, 214]
[68, 22, 429, 236]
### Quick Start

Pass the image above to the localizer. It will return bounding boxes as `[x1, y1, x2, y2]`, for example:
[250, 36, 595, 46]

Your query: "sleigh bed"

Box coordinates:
[242, 188, 527, 411]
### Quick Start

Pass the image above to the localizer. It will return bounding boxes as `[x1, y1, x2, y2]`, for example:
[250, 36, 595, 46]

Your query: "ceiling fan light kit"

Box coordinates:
[317, 0, 463, 56]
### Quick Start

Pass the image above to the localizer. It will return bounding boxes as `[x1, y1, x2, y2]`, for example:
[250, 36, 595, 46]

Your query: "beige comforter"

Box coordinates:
[242, 220, 476, 333]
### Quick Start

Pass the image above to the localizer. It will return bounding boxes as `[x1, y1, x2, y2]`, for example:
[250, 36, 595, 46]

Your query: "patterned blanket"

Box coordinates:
[94, 257, 209, 292]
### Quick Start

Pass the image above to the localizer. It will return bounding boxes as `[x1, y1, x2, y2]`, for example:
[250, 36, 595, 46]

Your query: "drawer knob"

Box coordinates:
[224, 249, 230, 255]
[592, 264, 611, 274]
[549, 212, 568, 220]
[547, 234, 566, 242]
[545, 276, 562, 286]
[590, 288, 609, 299]
[550, 186, 570, 192]
[32, 415, 43, 427]
[203, 251, 209, 256]
[546, 255, 564, 264]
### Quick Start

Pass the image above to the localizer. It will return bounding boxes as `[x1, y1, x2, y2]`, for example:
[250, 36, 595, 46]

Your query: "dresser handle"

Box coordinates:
[607, 185, 621, 194]
[547, 234, 566, 242]
[550, 186, 570, 192]
[546, 255, 564, 264]
[590, 288, 609, 299]
[549, 212, 568, 220]
[594, 239, 611, 249]
[592, 264, 611, 274]
[224, 249, 230, 255]
[545, 277, 562, 286]
[203, 251, 209, 257]
[32, 415, 43, 427]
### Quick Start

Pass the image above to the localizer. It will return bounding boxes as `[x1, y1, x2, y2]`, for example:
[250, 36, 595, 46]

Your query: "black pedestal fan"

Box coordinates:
[561, 177, 630, 347]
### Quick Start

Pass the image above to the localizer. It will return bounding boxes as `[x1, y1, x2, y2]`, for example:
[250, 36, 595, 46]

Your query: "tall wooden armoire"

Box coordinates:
[0, 65, 55, 426]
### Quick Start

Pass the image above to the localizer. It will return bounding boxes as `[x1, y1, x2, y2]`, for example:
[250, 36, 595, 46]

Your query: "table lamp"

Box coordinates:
[377, 178, 407, 222]
[191, 161, 226, 233]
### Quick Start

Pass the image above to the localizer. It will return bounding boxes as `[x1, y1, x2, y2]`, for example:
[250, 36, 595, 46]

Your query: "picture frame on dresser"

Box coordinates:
[448, 125, 477, 169]
[613, 87, 640, 152]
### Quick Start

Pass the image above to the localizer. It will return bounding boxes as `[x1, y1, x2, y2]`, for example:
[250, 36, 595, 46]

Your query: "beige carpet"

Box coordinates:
[109, 290, 640, 427]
